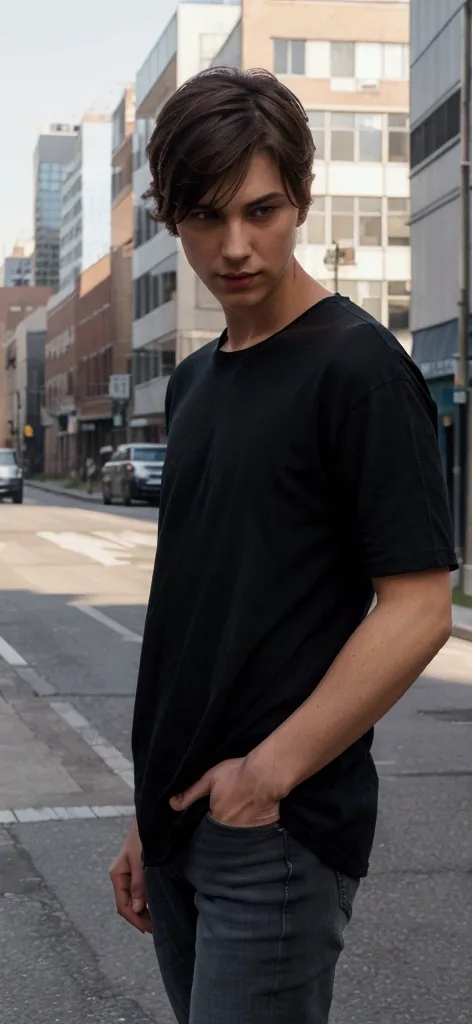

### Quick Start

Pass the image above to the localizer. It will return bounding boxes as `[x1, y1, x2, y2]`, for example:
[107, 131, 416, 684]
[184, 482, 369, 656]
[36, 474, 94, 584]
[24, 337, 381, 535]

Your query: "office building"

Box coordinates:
[409, 0, 472, 592]
[110, 87, 135, 445]
[59, 115, 112, 290]
[0, 286, 53, 448]
[214, 0, 411, 341]
[131, 0, 241, 439]
[4, 307, 48, 472]
[2, 244, 34, 287]
[33, 124, 79, 289]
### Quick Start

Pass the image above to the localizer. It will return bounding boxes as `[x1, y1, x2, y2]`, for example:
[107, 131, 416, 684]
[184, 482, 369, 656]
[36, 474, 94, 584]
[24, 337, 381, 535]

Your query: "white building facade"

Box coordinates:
[131, 0, 241, 438]
[59, 116, 112, 290]
[410, 0, 464, 521]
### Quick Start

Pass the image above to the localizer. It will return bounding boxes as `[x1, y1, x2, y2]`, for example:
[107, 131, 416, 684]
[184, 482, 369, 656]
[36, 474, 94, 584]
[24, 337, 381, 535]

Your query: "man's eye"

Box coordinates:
[252, 206, 276, 219]
[190, 210, 218, 221]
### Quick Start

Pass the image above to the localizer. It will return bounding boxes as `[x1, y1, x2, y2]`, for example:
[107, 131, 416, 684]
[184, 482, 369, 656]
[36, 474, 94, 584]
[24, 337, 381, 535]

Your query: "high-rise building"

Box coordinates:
[33, 124, 79, 289]
[59, 115, 113, 290]
[130, 0, 241, 440]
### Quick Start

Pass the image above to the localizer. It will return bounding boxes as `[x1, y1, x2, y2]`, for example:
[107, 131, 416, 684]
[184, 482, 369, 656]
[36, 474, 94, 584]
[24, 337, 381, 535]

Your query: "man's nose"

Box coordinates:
[221, 220, 252, 262]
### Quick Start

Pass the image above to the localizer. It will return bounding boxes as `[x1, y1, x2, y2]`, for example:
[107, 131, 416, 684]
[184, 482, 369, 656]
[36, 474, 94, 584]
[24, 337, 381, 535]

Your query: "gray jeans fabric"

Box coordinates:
[145, 814, 359, 1024]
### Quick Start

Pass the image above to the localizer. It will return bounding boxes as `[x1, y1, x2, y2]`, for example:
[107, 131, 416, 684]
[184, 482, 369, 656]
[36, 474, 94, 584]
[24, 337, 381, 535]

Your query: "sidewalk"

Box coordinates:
[452, 601, 472, 642]
[27, 478, 101, 504]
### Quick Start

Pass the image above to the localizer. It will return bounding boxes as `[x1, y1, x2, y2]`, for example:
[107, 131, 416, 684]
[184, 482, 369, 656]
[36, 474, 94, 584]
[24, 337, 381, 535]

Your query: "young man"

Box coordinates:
[110, 68, 456, 1023]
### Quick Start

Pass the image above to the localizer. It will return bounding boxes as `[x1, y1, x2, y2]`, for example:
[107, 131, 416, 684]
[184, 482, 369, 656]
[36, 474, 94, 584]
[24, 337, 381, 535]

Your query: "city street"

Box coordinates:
[0, 487, 471, 1024]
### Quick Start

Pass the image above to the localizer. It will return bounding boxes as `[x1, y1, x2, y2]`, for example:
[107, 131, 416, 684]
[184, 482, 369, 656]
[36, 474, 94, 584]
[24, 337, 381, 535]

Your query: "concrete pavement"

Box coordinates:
[0, 489, 471, 1023]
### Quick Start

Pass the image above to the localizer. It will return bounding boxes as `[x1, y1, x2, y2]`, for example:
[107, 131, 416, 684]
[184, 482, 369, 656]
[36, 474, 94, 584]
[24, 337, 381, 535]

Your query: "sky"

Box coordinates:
[0, 0, 177, 260]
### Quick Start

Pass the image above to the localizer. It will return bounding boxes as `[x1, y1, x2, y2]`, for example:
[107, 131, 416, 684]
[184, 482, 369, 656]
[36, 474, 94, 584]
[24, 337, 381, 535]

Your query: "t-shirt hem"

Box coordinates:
[365, 548, 458, 578]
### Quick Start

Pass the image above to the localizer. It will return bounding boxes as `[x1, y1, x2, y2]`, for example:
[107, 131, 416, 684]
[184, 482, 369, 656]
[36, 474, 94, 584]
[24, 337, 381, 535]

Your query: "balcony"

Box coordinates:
[133, 375, 170, 417]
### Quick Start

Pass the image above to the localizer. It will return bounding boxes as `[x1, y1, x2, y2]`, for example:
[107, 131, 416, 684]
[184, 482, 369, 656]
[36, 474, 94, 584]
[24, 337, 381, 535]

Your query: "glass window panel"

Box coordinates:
[388, 198, 410, 246]
[388, 299, 410, 331]
[359, 213, 382, 246]
[389, 129, 409, 162]
[389, 114, 409, 129]
[332, 112, 355, 129]
[291, 40, 306, 75]
[388, 281, 409, 296]
[274, 39, 288, 74]
[384, 44, 404, 80]
[359, 197, 382, 213]
[332, 197, 354, 212]
[332, 212, 354, 246]
[356, 43, 382, 80]
[357, 114, 383, 162]
[338, 280, 357, 302]
[306, 197, 326, 243]
[308, 111, 325, 159]
[331, 129, 355, 161]
[331, 42, 355, 77]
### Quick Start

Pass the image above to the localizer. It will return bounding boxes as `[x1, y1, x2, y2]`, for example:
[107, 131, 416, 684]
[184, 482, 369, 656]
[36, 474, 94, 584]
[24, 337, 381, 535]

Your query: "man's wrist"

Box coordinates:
[244, 736, 296, 802]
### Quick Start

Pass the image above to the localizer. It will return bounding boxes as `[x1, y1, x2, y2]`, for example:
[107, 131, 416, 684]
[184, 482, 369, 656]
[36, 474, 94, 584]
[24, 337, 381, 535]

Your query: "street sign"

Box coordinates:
[109, 374, 131, 400]
[453, 387, 468, 405]
[24, 424, 34, 438]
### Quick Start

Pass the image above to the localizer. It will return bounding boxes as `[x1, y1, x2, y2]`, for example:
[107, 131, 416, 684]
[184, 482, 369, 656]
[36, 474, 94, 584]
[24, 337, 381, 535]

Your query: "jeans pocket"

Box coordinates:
[206, 813, 281, 837]
[335, 871, 359, 923]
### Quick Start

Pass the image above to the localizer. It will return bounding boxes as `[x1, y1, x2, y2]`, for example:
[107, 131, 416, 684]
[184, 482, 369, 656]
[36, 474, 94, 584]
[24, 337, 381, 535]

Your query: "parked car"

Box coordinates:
[101, 443, 167, 506]
[0, 449, 23, 504]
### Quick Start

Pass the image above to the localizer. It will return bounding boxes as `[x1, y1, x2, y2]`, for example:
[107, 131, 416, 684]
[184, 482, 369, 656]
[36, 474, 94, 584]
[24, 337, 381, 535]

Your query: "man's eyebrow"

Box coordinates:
[193, 191, 286, 211]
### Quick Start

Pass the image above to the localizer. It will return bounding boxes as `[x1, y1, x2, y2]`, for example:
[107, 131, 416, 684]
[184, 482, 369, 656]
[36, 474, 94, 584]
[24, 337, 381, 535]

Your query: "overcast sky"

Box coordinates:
[0, 0, 177, 259]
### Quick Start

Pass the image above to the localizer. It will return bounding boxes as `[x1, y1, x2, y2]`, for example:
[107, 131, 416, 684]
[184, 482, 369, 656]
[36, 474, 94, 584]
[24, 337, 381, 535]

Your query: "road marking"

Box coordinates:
[94, 530, 156, 550]
[50, 700, 135, 788]
[0, 635, 28, 667]
[0, 805, 134, 825]
[0, 633, 136, 791]
[74, 603, 143, 643]
[38, 530, 131, 567]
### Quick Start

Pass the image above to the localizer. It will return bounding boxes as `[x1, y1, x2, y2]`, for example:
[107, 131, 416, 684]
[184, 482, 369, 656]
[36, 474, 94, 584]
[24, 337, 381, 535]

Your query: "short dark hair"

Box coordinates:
[144, 67, 315, 235]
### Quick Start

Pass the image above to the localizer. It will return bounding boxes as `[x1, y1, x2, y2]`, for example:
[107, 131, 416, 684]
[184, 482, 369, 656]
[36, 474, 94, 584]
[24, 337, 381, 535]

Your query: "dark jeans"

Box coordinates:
[145, 814, 358, 1024]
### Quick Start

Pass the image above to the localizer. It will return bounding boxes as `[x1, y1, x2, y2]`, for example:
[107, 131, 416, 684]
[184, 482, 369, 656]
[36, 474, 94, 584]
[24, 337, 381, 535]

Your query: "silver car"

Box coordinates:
[0, 449, 23, 504]
[101, 443, 167, 506]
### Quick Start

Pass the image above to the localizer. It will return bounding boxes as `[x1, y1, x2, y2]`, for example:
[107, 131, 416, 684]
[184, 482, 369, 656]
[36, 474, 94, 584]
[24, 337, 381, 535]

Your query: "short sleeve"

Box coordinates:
[334, 376, 458, 577]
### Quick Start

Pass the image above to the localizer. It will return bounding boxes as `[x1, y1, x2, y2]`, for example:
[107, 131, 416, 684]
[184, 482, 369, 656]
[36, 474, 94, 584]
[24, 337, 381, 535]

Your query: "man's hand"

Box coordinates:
[170, 756, 280, 827]
[109, 817, 152, 934]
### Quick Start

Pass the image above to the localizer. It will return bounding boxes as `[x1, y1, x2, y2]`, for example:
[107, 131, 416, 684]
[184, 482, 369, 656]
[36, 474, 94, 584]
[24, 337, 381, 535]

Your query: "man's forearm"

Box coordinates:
[247, 582, 451, 799]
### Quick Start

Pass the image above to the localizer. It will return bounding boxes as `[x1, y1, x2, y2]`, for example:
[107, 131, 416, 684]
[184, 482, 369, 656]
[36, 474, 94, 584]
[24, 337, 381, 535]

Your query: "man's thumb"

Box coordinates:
[131, 878, 146, 914]
[170, 770, 213, 812]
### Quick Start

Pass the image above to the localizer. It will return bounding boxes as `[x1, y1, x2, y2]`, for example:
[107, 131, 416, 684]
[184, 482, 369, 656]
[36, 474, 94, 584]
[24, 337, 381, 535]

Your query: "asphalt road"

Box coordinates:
[0, 487, 471, 1024]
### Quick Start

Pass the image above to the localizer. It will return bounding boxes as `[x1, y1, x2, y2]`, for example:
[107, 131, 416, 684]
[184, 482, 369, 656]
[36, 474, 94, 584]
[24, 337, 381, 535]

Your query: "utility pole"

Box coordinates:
[333, 241, 340, 293]
[454, 0, 472, 585]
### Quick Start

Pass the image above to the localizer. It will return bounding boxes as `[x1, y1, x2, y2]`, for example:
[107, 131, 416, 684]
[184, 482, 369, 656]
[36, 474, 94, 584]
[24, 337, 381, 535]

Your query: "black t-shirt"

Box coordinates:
[132, 295, 456, 878]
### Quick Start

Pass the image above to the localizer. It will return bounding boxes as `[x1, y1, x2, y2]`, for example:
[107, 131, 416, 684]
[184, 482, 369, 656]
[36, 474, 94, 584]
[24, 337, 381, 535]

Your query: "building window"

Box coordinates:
[358, 114, 382, 162]
[306, 197, 326, 244]
[330, 197, 385, 249]
[410, 89, 460, 169]
[358, 281, 382, 320]
[332, 197, 354, 247]
[359, 197, 382, 246]
[273, 38, 306, 75]
[161, 349, 176, 376]
[331, 113, 355, 161]
[308, 111, 325, 159]
[383, 44, 409, 81]
[134, 265, 177, 319]
[331, 41, 355, 78]
[388, 114, 409, 163]
[337, 279, 357, 303]
[388, 281, 410, 331]
[388, 198, 410, 246]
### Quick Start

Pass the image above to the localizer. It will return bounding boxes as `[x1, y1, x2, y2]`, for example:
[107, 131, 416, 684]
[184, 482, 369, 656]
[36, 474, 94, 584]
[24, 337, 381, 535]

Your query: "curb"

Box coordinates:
[26, 480, 101, 505]
[451, 623, 472, 643]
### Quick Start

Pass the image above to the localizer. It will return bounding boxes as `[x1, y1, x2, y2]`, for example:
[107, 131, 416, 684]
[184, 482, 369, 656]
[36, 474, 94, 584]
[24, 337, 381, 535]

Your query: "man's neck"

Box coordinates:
[222, 262, 332, 353]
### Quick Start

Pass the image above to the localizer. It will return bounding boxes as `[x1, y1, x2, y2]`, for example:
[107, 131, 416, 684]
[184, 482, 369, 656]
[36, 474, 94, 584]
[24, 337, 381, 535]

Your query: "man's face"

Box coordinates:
[177, 151, 305, 309]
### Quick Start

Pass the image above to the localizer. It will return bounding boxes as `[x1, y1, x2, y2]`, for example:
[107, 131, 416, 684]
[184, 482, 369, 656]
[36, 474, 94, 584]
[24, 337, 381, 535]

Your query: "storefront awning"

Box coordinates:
[412, 318, 472, 380]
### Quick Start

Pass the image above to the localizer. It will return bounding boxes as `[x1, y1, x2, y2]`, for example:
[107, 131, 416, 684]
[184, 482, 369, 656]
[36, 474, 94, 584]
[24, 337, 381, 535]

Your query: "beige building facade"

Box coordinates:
[130, 0, 410, 435]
